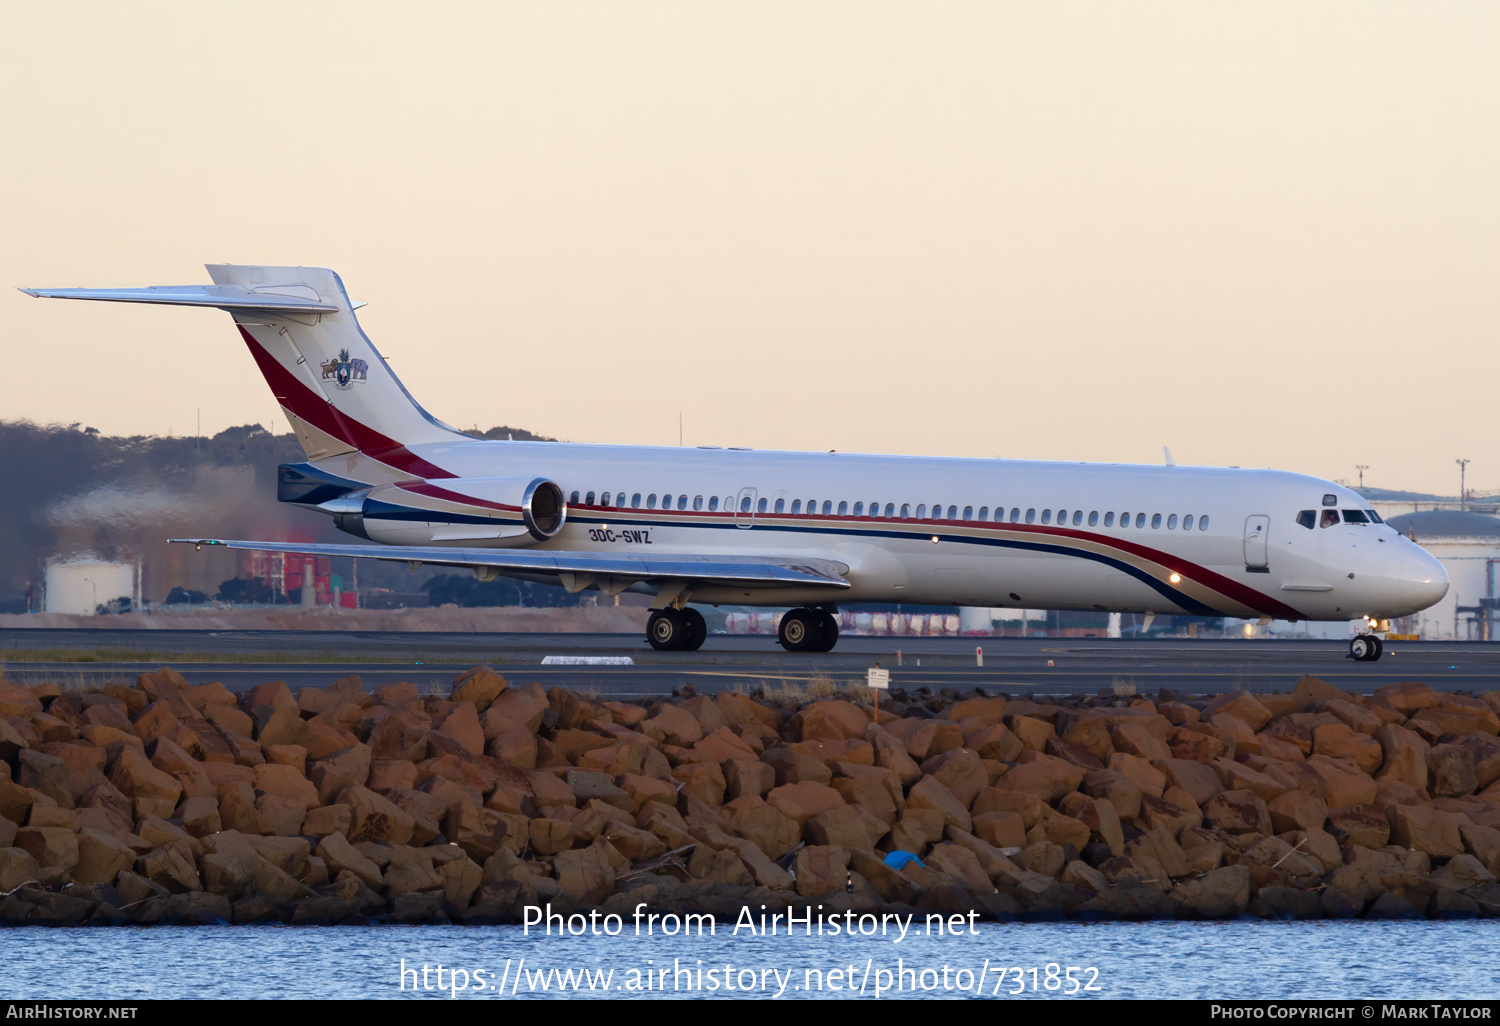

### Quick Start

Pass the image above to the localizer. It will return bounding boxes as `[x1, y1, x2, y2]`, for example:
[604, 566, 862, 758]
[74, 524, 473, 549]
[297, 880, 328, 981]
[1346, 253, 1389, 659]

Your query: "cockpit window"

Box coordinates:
[1342, 509, 1370, 524]
[1367, 509, 1384, 524]
[1296, 510, 1315, 530]
[1320, 509, 1340, 528]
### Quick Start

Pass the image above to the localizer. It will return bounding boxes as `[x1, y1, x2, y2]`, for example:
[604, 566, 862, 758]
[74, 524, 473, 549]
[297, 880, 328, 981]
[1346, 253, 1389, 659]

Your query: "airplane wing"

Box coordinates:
[169, 538, 851, 592]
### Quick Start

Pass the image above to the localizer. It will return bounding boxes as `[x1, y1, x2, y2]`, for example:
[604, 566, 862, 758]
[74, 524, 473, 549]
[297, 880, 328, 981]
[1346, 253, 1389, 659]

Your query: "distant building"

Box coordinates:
[1386, 510, 1500, 641]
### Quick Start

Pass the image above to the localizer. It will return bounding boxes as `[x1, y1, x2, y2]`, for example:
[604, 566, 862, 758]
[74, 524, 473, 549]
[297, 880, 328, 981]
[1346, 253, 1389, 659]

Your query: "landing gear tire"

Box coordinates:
[648, 609, 688, 651]
[1349, 634, 1383, 662]
[778, 608, 819, 652]
[813, 610, 839, 652]
[680, 608, 707, 652]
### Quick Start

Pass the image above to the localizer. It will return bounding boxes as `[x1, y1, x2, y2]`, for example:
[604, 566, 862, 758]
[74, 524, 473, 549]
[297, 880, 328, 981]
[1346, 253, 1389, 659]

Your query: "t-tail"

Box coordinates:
[20, 264, 466, 467]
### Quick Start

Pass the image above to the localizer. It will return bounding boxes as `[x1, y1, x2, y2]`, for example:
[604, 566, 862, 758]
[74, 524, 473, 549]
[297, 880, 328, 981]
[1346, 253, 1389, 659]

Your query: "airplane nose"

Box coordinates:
[1399, 552, 1449, 612]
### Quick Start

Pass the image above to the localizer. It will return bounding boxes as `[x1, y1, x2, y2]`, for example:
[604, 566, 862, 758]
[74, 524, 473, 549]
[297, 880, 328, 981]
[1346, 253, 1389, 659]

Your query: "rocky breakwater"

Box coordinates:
[2, 669, 1500, 925]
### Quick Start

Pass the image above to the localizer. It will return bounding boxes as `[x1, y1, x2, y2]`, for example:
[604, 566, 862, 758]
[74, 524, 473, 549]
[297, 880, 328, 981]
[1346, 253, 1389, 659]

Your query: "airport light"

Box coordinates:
[1169, 573, 1181, 584]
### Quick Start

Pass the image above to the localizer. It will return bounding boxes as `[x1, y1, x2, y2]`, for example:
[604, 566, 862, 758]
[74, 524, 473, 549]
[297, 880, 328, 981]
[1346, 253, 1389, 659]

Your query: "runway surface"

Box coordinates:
[1, 628, 1496, 699]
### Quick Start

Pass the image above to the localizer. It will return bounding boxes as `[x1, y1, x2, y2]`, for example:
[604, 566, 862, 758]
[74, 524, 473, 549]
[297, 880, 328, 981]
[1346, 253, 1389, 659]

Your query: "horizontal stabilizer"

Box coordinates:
[19, 285, 338, 313]
[170, 538, 852, 590]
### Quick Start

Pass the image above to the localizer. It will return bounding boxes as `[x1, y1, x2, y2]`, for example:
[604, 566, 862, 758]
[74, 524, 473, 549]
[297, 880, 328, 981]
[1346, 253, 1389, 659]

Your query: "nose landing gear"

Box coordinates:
[1349, 634, 1384, 662]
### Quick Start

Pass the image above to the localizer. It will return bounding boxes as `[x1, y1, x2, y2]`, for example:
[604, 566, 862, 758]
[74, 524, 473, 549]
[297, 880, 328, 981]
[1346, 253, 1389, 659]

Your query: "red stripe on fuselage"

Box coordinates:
[237, 326, 455, 479]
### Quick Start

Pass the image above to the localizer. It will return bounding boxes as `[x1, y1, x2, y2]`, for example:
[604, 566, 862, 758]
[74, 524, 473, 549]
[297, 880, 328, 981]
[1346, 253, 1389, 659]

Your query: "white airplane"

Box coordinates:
[23, 264, 1448, 660]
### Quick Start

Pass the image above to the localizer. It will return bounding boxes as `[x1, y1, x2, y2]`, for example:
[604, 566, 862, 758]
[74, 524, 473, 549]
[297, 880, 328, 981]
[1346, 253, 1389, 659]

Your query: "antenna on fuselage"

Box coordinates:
[1163, 447, 1176, 467]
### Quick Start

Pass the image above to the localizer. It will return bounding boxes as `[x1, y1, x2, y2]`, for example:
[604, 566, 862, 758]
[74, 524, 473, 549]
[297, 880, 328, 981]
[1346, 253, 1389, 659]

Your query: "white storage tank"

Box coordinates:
[44, 558, 138, 615]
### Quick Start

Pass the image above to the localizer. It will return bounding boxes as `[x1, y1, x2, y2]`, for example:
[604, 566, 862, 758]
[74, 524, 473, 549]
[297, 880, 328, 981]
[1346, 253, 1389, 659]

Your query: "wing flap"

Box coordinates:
[170, 538, 851, 589]
[19, 286, 338, 313]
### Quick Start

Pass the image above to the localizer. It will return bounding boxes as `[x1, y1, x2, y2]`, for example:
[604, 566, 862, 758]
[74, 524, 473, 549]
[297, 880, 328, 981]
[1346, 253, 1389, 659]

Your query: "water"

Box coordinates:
[4, 921, 1495, 1000]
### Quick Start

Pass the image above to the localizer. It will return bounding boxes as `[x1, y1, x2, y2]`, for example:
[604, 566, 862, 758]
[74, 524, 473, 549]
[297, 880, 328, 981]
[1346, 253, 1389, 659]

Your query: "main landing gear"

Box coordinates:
[777, 607, 840, 653]
[647, 607, 707, 652]
[1349, 634, 1384, 662]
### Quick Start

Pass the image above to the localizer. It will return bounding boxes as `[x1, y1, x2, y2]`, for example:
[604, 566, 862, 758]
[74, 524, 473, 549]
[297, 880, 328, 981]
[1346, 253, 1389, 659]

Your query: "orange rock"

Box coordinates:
[723, 795, 801, 858]
[253, 763, 320, 807]
[870, 730, 922, 787]
[1266, 789, 1327, 833]
[766, 780, 846, 828]
[1081, 769, 1143, 820]
[16, 825, 79, 872]
[671, 762, 726, 807]
[450, 666, 507, 711]
[1428, 744, 1479, 797]
[723, 758, 775, 801]
[618, 773, 678, 810]
[1005, 715, 1056, 753]
[1106, 753, 1166, 798]
[1325, 804, 1390, 848]
[1153, 759, 1223, 806]
[344, 785, 416, 845]
[1203, 691, 1273, 732]
[1409, 710, 1480, 744]
[109, 746, 183, 808]
[828, 762, 900, 824]
[1374, 682, 1441, 717]
[73, 827, 135, 884]
[760, 748, 832, 787]
[948, 696, 1007, 725]
[529, 818, 577, 855]
[715, 693, 781, 732]
[961, 721, 1024, 762]
[1312, 722, 1384, 775]
[1389, 804, 1465, 856]
[1306, 756, 1379, 809]
[1053, 711, 1114, 760]
[792, 844, 848, 896]
[1202, 789, 1271, 834]
[483, 689, 548, 735]
[640, 704, 703, 747]
[1058, 792, 1125, 855]
[972, 811, 1027, 849]
[553, 843, 616, 905]
[691, 727, 760, 764]
[435, 703, 485, 756]
[303, 804, 352, 837]
[1209, 714, 1261, 756]
[790, 700, 868, 741]
[1165, 725, 1232, 765]
[1105, 721, 1169, 761]
[1434, 695, 1500, 736]
[1210, 758, 1288, 802]
[255, 793, 307, 836]
[1446, 735, 1500, 790]
[994, 752, 1085, 802]
[805, 805, 881, 851]
[1045, 738, 1105, 771]
[1255, 733, 1307, 763]
[1137, 794, 1198, 836]
[919, 748, 988, 807]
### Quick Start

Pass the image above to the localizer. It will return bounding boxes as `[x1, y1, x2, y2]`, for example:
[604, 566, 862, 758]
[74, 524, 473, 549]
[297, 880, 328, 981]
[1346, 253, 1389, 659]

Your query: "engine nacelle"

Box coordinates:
[328, 475, 567, 546]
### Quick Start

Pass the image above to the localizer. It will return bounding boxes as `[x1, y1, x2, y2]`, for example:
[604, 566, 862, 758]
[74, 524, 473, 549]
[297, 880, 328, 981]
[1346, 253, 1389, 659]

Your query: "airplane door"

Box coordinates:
[734, 487, 758, 529]
[1244, 515, 1270, 570]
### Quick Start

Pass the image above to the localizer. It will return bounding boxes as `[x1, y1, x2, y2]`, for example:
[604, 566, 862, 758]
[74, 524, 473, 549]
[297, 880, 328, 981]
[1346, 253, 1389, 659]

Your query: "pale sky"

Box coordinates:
[2, 2, 1496, 495]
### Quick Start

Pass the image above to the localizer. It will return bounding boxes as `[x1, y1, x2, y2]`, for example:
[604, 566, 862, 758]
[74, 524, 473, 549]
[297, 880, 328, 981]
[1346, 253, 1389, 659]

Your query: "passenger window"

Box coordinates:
[708, 496, 719, 511]
[1320, 509, 1339, 528]
[947, 505, 957, 520]
[1120, 512, 1129, 527]
[1167, 514, 1178, 529]
[978, 506, 988, 522]
[1089, 511, 1099, 526]
[1296, 510, 1315, 530]
[601, 492, 612, 506]
[1025, 508, 1037, 524]
[739, 496, 751, 513]
[569, 491, 580, 505]
[885, 503, 895, 518]
[963, 506, 973, 520]
[632, 493, 642, 508]
[790, 499, 801, 514]
[1057, 509, 1067, 523]
[1199, 515, 1210, 531]
[663, 494, 672, 508]
[1072, 510, 1082, 526]
[1136, 513, 1146, 528]
[647, 494, 658, 509]
[1041, 509, 1052, 525]
[1342, 509, 1369, 524]
[900, 503, 910, 518]
[1104, 512, 1114, 527]
[1151, 514, 1162, 529]
[1184, 514, 1193, 530]
[822, 500, 832, 515]
[774, 498, 785, 514]
[1011, 508, 1021, 523]
[584, 491, 595, 506]
[677, 495, 686, 510]
[851, 502, 862, 517]
[693, 495, 703, 510]
[917, 504, 927, 519]
[758, 498, 768, 513]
